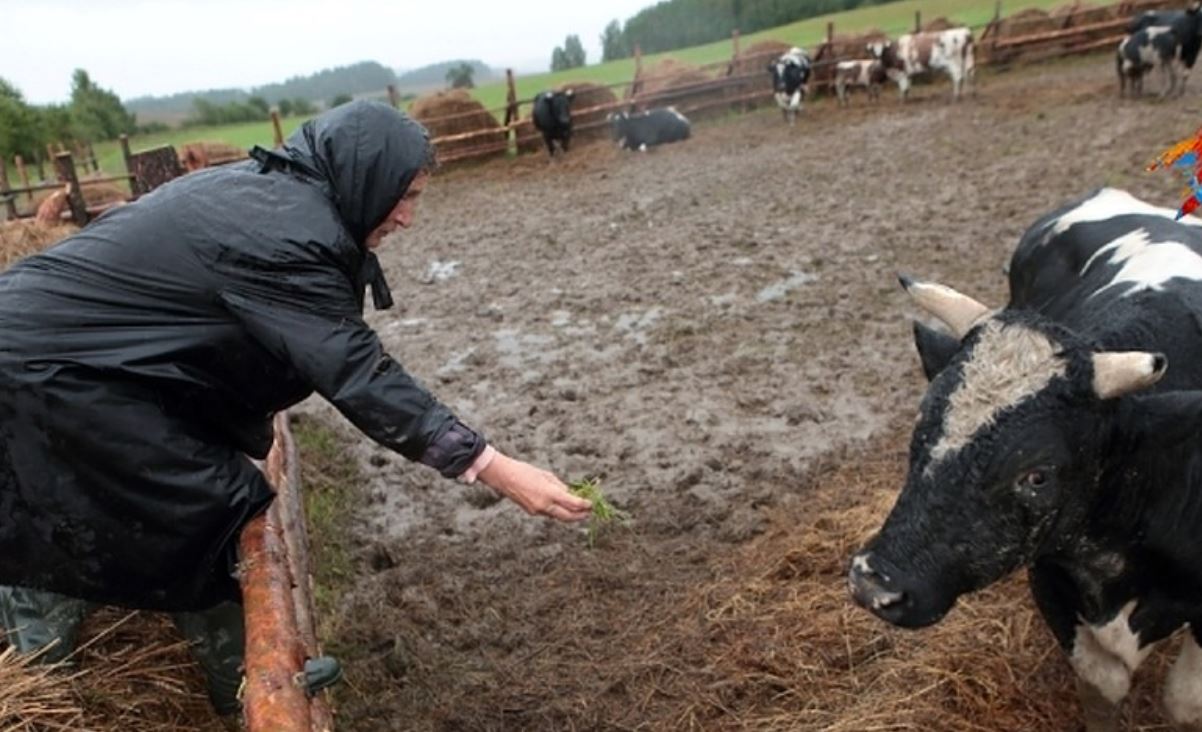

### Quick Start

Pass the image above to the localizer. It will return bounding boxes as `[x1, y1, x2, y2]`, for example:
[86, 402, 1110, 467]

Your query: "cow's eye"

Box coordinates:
[1016, 469, 1049, 490]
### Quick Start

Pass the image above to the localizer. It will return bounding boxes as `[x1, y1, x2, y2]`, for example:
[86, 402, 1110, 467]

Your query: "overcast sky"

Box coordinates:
[2, 0, 655, 104]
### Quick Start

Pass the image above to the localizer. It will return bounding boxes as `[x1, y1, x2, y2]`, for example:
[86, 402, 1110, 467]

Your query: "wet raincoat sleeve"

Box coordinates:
[217, 259, 485, 478]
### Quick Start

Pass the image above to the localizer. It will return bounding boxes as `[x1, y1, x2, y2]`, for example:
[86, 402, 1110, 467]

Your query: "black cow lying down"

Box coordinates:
[608, 107, 691, 151]
[848, 187, 1202, 732]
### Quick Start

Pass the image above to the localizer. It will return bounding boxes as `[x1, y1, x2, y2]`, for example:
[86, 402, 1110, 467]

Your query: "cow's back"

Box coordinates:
[1007, 188, 1202, 335]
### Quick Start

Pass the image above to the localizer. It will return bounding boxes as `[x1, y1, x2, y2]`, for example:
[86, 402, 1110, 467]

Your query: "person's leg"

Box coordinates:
[172, 600, 245, 718]
[0, 585, 91, 664]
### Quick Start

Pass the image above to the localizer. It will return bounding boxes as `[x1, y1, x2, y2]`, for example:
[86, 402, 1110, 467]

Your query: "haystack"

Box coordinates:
[179, 141, 248, 172]
[632, 58, 717, 118]
[1051, 0, 1114, 24]
[409, 89, 507, 164]
[998, 7, 1057, 39]
[921, 15, 957, 32]
[560, 81, 620, 142]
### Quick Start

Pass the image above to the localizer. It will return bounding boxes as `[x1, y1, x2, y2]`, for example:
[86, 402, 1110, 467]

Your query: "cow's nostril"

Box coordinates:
[871, 588, 905, 610]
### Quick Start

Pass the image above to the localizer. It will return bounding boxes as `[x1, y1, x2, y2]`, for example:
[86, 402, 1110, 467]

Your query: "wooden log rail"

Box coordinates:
[240, 413, 333, 732]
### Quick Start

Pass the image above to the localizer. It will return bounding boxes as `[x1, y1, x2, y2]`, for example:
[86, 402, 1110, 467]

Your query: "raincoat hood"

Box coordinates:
[253, 100, 432, 246]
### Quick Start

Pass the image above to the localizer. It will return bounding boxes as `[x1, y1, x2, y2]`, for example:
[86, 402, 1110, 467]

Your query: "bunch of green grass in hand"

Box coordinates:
[568, 477, 629, 547]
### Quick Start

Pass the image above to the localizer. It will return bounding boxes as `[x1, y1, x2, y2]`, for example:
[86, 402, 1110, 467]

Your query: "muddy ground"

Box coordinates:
[298, 57, 1202, 731]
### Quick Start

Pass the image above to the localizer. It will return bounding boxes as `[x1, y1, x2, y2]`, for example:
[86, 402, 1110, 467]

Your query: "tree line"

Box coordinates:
[600, 0, 895, 60]
[0, 70, 135, 168]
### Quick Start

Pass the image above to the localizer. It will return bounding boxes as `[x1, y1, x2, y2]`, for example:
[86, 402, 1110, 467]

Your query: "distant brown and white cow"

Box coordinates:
[834, 59, 886, 106]
[871, 27, 976, 101]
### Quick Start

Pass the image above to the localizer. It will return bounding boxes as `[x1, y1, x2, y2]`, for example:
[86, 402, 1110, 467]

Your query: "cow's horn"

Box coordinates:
[1092, 351, 1167, 399]
[898, 274, 991, 339]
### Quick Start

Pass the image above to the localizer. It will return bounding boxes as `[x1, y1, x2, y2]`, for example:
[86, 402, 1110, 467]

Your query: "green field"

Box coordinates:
[11, 0, 1085, 184]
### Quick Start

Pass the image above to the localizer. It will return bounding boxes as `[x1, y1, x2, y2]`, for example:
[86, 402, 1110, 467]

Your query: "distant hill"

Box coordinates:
[126, 61, 400, 125]
[395, 60, 499, 94]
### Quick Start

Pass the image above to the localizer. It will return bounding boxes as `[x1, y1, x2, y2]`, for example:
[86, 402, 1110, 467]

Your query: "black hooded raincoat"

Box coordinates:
[0, 101, 484, 611]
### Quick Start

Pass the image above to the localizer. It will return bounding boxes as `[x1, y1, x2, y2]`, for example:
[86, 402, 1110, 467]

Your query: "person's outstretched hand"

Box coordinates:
[478, 452, 592, 523]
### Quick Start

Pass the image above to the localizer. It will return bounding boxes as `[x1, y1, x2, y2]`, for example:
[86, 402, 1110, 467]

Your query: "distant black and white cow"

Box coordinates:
[607, 107, 691, 151]
[531, 89, 574, 157]
[834, 58, 886, 106]
[848, 187, 1202, 731]
[766, 47, 813, 125]
[872, 27, 975, 101]
[1117, 6, 1202, 98]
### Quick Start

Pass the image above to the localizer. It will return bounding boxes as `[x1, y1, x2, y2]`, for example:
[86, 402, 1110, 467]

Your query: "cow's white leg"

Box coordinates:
[950, 71, 963, 101]
[1070, 604, 1151, 732]
[1165, 632, 1202, 731]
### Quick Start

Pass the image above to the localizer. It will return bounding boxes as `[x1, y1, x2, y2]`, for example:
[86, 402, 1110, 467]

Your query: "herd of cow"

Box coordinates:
[529, 4, 1202, 158]
[523, 7, 1202, 732]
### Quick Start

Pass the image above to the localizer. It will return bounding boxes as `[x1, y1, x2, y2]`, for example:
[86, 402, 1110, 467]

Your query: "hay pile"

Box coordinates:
[998, 7, 1057, 39]
[636, 58, 716, 104]
[920, 16, 956, 32]
[79, 172, 131, 208]
[179, 141, 248, 172]
[560, 82, 619, 142]
[0, 219, 77, 267]
[731, 40, 793, 77]
[1051, 0, 1114, 24]
[409, 90, 507, 163]
[615, 427, 1182, 730]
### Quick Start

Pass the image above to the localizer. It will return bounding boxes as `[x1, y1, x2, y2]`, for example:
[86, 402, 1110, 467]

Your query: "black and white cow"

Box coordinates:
[531, 89, 574, 157]
[834, 58, 886, 106]
[871, 27, 975, 101]
[848, 187, 1202, 731]
[1117, 6, 1202, 98]
[607, 107, 691, 151]
[766, 47, 812, 125]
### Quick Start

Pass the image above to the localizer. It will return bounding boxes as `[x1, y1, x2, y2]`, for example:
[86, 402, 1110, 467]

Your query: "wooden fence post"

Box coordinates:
[34, 150, 45, 182]
[15, 155, 32, 203]
[0, 158, 17, 220]
[503, 69, 519, 126]
[387, 84, 399, 109]
[270, 110, 284, 148]
[119, 134, 140, 196]
[53, 152, 88, 226]
[87, 142, 98, 173]
[732, 29, 741, 60]
[915, 11, 922, 32]
[630, 43, 644, 109]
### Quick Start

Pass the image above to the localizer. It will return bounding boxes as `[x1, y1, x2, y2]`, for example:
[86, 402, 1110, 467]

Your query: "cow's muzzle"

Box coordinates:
[847, 552, 907, 620]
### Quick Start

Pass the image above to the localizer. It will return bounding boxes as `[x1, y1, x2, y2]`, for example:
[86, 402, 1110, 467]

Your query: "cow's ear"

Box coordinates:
[1116, 390, 1202, 447]
[913, 320, 960, 381]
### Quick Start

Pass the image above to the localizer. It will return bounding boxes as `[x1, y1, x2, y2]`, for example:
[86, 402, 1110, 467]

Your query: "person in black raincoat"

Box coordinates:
[0, 99, 592, 721]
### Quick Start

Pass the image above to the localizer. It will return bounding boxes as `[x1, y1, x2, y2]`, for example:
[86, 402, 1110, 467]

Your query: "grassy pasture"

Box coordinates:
[19, 0, 1082, 183]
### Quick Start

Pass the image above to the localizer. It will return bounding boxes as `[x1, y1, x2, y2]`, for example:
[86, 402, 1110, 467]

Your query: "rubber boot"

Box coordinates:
[172, 600, 246, 717]
[0, 585, 91, 664]
[302, 655, 343, 696]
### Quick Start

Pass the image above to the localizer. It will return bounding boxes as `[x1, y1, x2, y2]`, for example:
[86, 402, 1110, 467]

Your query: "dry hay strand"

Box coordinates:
[620, 426, 1183, 730]
[0, 645, 85, 729]
[409, 89, 506, 163]
[559, 81, 619, 142]
[179, 141, 247, 172]
[0, 219, 77, 269]
[70, 607, 222, 731]
[0, 608, 222, 731]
